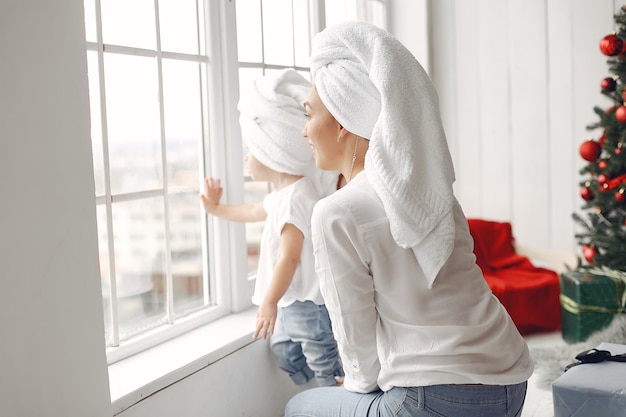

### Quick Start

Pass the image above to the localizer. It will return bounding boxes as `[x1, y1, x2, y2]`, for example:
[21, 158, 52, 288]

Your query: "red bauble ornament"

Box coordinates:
[582, 245, 598, 263]
[616, 189, 625, 203]
[616, 105, 626, 122]
[581, 186, 594, 201]
[607, 173, 626, 190]
[601, 77, 617, 92]
[598, 159, 607, 170]
[579, 139, 602, 161]
[598, 173, 609, 185]
[600, 33, 623, 56]
[616, 147, 623, 155]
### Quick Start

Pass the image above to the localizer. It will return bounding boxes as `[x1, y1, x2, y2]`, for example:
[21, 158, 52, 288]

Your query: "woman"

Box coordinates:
[286, 21, 533, 417]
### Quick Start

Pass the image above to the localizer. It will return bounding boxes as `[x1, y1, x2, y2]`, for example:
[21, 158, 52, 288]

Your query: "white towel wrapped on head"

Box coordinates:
[309, 21, 456, 288]
[238, 68, 336, 197]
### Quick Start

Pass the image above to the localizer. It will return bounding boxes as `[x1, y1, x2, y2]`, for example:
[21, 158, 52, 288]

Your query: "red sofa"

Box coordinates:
[467, 218, 561, 335]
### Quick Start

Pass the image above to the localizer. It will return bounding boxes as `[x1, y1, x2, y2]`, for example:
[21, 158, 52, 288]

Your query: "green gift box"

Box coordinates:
[560, 270, 625, 344]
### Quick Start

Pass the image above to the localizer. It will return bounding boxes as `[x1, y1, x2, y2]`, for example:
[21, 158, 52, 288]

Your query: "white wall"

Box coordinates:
[429, 0, 619, 255]
[0, 0, 111, 416]
[1, 1, 619, 417]
[116, 338, 305, 417]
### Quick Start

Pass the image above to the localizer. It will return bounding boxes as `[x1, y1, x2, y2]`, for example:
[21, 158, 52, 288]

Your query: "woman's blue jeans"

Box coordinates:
[285, 381, 528, 417]
[270, 300, 343, 387]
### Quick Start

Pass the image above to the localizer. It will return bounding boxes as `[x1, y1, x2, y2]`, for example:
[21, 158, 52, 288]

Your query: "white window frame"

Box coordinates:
[86, 0, 252, 364]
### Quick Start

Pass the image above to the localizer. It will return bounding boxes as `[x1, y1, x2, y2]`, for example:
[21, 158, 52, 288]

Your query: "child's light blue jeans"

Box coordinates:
[285, 381, 528, 417]
[270, 300, 343, 387]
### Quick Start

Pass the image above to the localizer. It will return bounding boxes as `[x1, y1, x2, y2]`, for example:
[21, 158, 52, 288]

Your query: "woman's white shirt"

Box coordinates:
[311, 172, 533, 393]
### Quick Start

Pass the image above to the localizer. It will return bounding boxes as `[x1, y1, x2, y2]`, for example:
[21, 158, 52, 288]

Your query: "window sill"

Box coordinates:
[108, 307, 257, 415]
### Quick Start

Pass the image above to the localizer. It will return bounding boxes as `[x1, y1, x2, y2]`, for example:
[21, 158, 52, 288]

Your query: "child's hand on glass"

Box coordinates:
[200, 177, 223, 214]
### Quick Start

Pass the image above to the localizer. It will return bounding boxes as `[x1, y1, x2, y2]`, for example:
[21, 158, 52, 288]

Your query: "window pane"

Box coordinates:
[104, 54, 163, 195]
[87, 51, 105, 196]
[262, 0, 295, 66]
[325, 0, 357, 26]
[293, 0, 311, 67]
[112, 197, 168, 342]
[162, 59, 203, 190]
[168, 192, 207, 315]
[236, 0, 263, 63]
[369, 1, 387, 29]
[84, 0, 97, 42]
[101, 0, 156, 49]
[159, 0, 200, 54]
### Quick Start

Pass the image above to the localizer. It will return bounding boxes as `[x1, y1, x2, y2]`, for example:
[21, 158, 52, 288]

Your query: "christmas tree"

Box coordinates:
[574, 7, 626, 272]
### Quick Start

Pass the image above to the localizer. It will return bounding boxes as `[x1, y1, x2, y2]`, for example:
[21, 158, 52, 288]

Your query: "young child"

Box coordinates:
[201, 69, 343, 387]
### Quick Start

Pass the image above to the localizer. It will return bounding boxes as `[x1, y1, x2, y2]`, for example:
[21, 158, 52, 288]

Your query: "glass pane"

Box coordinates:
[325, 0, 357, 27]
[262, 0, 295, 66]
[97, 205, 113, 344]
[103, 54, 163, 195]
[112, 197, 168, 342]
[236, 0, 263, 62]
[84, 0, 97, 42]
[87, 51, 105, 196]
[168, 192, 207, 315]
[293, 0, 311, 67]
[197, 0, 207, 56]
[369, 1, 386, 29]
[159, 0, 199, 54]
[101, 0, 156, 49]
[162, 59, 202, 190]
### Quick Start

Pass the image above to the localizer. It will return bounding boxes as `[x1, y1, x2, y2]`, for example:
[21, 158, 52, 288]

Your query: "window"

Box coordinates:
[84, 0, 386, 363]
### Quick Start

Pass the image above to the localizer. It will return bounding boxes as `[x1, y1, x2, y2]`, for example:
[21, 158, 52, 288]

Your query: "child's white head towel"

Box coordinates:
[310, 21, 456, 288]
[238, 69, 336, 197]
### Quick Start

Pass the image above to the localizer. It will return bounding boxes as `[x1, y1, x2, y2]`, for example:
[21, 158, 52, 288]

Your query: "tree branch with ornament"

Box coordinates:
[574, 8, 626, 272]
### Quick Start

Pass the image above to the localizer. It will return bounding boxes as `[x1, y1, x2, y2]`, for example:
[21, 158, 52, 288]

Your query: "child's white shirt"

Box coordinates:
[251, 177, 324, 307]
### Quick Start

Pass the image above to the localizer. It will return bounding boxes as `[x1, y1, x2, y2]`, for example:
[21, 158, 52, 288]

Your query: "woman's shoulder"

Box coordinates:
[313, 173, 383, 223]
